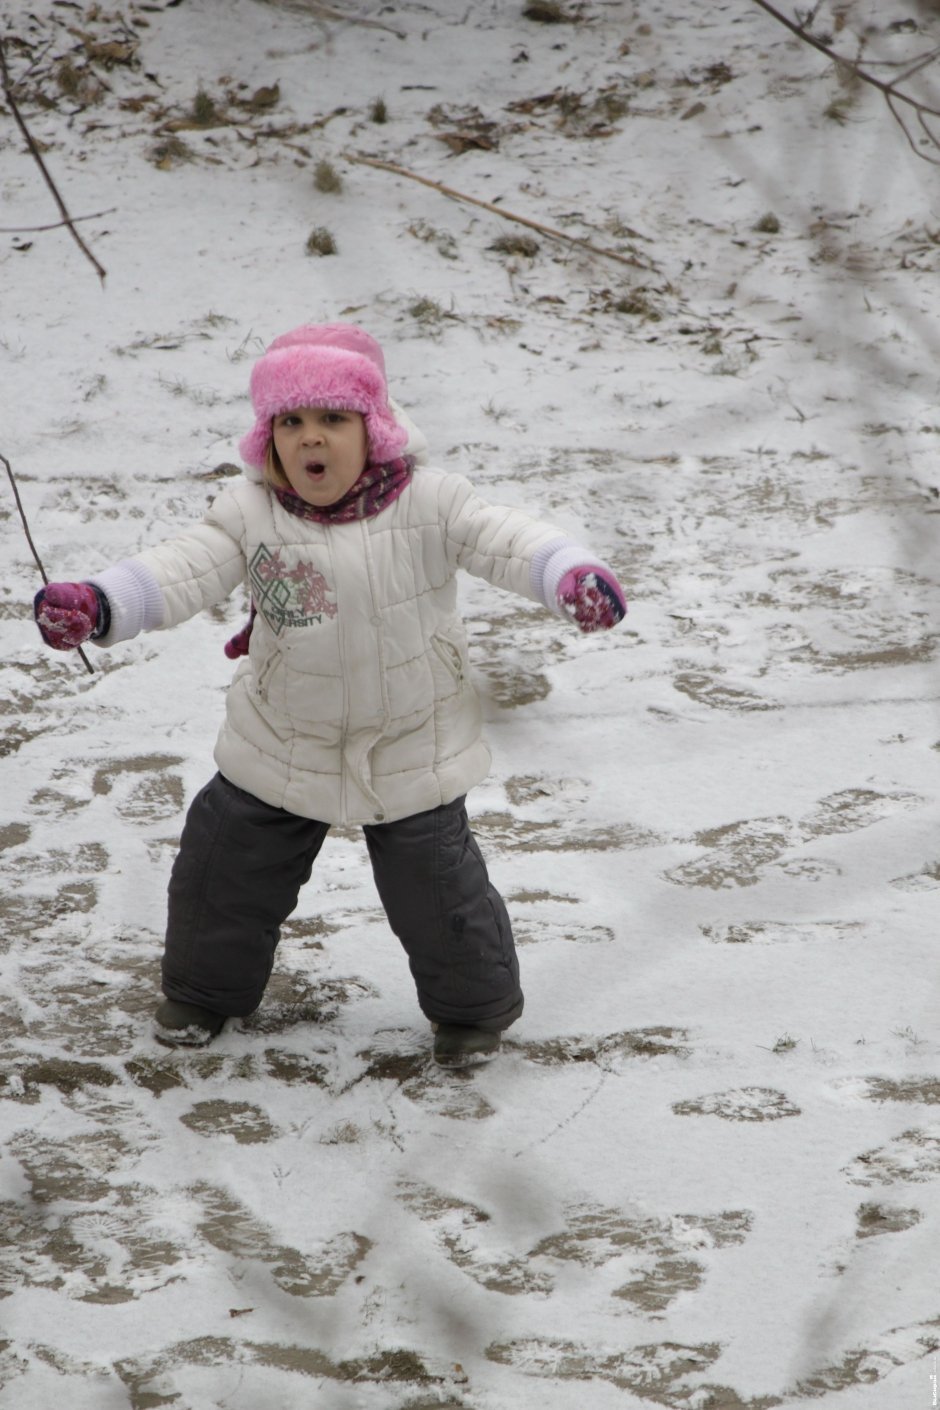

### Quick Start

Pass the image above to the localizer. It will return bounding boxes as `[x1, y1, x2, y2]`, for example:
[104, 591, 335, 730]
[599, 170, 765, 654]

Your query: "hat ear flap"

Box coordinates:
[365, 409, 409, 464]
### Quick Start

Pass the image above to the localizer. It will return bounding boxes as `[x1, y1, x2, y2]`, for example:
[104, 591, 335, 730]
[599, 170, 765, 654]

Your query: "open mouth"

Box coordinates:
[304, 461, 326, 477]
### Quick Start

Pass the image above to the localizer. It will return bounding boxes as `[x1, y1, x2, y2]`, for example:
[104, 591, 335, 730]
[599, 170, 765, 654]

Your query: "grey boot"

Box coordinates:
[154, 998, 225, 1048]
[432, 1023, 501, 1068]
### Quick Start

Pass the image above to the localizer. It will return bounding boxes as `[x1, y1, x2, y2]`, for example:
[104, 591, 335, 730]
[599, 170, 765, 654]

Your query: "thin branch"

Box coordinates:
[2, 452, 95, 675]
[291, 0, 405, 36]
[0, 35, 107, 283]
[750, 0, 940, 162]
[259, 0, 405, 40]
[0, 207, 116, 234]
[345, 152, 655, 270]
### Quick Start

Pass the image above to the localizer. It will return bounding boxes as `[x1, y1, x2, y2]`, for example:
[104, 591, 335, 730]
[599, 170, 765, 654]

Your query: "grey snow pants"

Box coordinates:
[161, 773, 523, 1031]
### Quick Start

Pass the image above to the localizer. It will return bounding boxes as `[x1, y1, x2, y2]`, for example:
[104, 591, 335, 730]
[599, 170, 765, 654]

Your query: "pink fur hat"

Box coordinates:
[239, 323, 408, 469]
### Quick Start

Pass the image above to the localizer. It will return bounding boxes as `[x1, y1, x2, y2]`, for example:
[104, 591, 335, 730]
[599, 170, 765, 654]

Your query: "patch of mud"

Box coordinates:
[472, 608, 567, 711]
[673, 671, 780, 712]
[89, 753, 186, 823]
[0, 1195, 184, 1304]
[280, 914, 340, 942]
[859, 1077, 940, 1105]
[193, 1182, 371, 1297]
[771, 856, 842, 881]
[507, 887, 578, 904]
[844, 1127, 940, 1186]
[262, 1049, 330, 1087]
[243, 972, 375, 1034]
[1, 1057, 118, 1099]
[0, 882, 99, 950]
[890, 858, 940, 892]
[358, 1049, 428, 1083]
[798, 638, 939, 672]
[741, 565, 940, 675]
[124, 1056, 189, 1097]
[399, 1400, 467, 1410]
[855, 1202, 923, 1239]
[481, 663, 552, 707]
[503, 774, 589, 808]
[514, 920, 614, 945]
[473, 810, 660, 853]
[400, 1070, 497, 1120]
[352, 1037, 504, 1111]
[6, 841, 108, 877]
[179, 1100, 278, 1144]
[700, 919, 863, 945]
[673, 1087, 800, 1122]
[28, 784, 91, 816]
[0, 1000, 27, 1045]
[397, 1180, 552, 1295]
[799, 787, 923, 838]
[91, 753, 184, 795]
[10, 1129, 132, 1204]
[666, 816, 793, 889]
[395, 1184, 752, 1314]
[531, 1204, 752, 1315]
[17, 965, 154, 1056]
[0, 822, 30, 850]
[47, 879, 98, 915]
[484, 1336, 724, 1397]
[518, 1027, 691, 1066]
[353, 1028, 431, 1085]
[0, 721, 48, 758]
[115, 1337, 440, 1403]
[125, 1047, 290, 1095]
[614, 1256, 708, 1314]
[668, 788, 924, 890]
[0, 896, 59, 951]
[791, 1316, 940, 1397]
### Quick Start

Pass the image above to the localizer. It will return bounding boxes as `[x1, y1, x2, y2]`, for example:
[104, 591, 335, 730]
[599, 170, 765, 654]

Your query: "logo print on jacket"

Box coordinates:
[249, 545, 337, 632]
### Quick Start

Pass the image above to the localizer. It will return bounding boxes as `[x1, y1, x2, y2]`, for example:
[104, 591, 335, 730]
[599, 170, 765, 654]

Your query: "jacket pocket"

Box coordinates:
[252, 648, 279, 699]
[431, 633, 466, 688]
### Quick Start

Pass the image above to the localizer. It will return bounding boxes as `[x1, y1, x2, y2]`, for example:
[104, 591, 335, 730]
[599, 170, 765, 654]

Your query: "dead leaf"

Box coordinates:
[437, 131, 499, 154]
[245, 83, 280, 112]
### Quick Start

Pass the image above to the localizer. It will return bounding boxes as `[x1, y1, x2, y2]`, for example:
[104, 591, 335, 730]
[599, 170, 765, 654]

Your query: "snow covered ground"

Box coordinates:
[1, 1, 939, 1405]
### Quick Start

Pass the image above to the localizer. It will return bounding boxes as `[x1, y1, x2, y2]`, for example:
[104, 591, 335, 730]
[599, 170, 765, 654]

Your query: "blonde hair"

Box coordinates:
[262, 436, 290, 491]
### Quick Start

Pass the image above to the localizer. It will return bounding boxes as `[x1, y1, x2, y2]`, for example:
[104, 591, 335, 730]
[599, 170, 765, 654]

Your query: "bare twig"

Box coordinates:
[346, 152, 655, 270]
[2, 452, 95, 675]
[750, 0, 940, 163]
[258, 0, 405, 40]
[0, 207, 116, 234]
[0, 36, 108, 281]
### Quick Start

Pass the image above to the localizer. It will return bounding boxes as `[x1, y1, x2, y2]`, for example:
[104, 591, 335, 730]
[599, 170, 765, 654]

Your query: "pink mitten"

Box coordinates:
[34, 582, 102, 650]
[224, 603, 256, 659]
[557, 566, 627, 634]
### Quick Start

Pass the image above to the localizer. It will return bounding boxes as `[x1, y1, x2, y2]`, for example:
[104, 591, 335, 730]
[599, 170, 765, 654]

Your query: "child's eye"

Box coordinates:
[278, 414, 301, 427]
[323, 411, 347, 424]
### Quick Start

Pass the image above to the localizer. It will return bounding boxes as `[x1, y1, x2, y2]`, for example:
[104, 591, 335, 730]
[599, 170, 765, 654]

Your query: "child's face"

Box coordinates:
[272, 406, 369, 506]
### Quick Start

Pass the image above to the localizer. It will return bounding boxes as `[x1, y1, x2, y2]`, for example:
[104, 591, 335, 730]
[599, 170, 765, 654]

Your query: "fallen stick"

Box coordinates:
[263, 0, 405, 39]
[0, 37, 107, 283]
[2, 452, 95, 675]
[345, 152, 655, 270]
[0, 207, 116, 234]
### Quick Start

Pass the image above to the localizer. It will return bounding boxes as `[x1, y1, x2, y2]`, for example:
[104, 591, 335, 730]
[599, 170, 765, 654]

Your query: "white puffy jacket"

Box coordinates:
[90, 421, 609, 825]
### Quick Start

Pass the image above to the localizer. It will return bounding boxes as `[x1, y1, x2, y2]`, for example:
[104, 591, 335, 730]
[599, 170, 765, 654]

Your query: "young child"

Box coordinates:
[34, 324, 626, 1066]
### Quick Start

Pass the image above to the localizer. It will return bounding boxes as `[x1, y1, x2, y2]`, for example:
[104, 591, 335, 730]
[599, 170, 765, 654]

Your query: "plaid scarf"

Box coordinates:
[274, 455, 414, 525]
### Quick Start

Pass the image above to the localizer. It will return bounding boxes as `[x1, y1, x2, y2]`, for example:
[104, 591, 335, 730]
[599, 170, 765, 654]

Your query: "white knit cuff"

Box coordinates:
[88, 559, 166, 644]
[531, 538, 607, 617]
